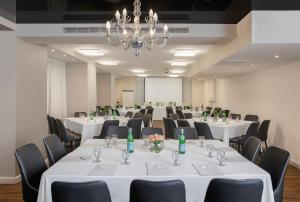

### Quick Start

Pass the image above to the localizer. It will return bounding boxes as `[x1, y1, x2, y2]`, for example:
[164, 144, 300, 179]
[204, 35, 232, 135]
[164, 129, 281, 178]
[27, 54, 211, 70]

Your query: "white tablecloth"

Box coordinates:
[37, 140, 274, 202]
[184, 118, 252, 145]
[182, 110, 203, 118]
[117, 108, 140, 116]
[152, 106, 168, 120]
[65, 117, 129, 144]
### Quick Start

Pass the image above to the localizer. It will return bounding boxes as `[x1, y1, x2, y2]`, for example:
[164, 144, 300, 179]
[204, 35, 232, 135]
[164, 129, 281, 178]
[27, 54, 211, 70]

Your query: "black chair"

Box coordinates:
[146, 108, 154, 115]
[230, 122, 260, 151]
[170, 113, 180, 120]
[220, 110, 230, 118]
[244, 114, 259, 121]
[206, 107, 212, 111]
[142, 113, 152, 127]
[176, 110, 185, 119]
[112, 109, 120, 116]
[166, 107, 174, 118]
[211, 107, 222, 117]
[204, 178, 263, 202]
[241, 136, 261, 163]
[50, 117, 59, 135]
[74, 112, 87, 117]
[15, 143, 48, 202]
[56, 119, 81, 146]
[107, 126, 128, 139]
[96, 111, 106, 116]
[94, 120, 119, 139]
[257, 120, 271, 149]
[163, 118, 177, 139]
[183, 113, 192, 119]
[201, 110, 211, 117]
[47, 115, 53, 134]
[127, 118, 143, 139]
[43, 134, 66, 166]
[194, 122, 214, 139]
[141, 127, 163, 136]
[177, 119, 191, 127]
[259, 146, 290, 202]
[133, 112, 142, 119]
[176, 106, 183, 111]
[230, 113, 241, 120]
[174, 127, 198, 140]
[52, 181, 112, 202]
[139, 109, 146, 115]
[130, 180, 186, 202]
[125, 111, 133, 118]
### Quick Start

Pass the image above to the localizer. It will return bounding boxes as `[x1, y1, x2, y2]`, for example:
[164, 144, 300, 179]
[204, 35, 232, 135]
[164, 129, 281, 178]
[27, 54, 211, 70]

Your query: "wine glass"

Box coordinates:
[199, 136, 205, 147]
[217, 150, 226, 166]
[172, 151, 179, 166]
[121, 149, 130, 165]
[111, 134, 118, 146]
[207, 144, 214, 158]
[142, 135, 149, 146]
[105, 136, 112, 148]
[93, 147, 101, 163]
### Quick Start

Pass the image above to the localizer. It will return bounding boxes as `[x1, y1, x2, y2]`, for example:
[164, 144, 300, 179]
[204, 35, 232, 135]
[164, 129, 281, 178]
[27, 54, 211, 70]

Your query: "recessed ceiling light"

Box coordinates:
[137, 74, 148, 77]
[250, 63, 255, 67]
[63, 54, 66, 57]
[170, 61, 190, 66]
[131, 69, 146, 73]
[77, 49, 104, 57]
[169, 74, 180, 78]
[97, 60, 118, 66]
[51, 49, 55, 53]
[174, 49, 198, 57]
[170, 70, 185, 74]
[274, 55, 280, 58]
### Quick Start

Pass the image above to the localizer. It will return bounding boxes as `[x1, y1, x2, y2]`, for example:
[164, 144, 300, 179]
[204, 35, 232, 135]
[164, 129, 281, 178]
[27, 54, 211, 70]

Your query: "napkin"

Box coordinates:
[192, 164, 224, 176]
[88, 163, 117, 176]
[146, 163, 172, 176]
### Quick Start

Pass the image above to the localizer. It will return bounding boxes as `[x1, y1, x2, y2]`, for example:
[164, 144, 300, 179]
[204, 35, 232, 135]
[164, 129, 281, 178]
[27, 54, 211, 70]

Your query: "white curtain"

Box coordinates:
[135, 77, 145, 106]
[47, 58, 67, 119]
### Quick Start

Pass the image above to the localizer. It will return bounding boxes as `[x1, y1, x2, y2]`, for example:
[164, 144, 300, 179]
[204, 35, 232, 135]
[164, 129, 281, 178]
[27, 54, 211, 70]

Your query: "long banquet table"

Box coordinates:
[65, 117, 129, 144]
[183, 118, 252, 145]
[37, 139, 274, 202]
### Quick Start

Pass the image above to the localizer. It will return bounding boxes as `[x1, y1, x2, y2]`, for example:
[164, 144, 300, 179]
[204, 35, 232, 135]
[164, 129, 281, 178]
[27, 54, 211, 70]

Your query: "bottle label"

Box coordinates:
[127, 142, 134, 152]
[179, 144, 186, 154]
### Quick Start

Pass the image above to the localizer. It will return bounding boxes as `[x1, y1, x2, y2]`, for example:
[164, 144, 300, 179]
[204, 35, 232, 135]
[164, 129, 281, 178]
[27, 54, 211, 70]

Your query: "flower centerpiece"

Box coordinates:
[149, 134, 165, 153]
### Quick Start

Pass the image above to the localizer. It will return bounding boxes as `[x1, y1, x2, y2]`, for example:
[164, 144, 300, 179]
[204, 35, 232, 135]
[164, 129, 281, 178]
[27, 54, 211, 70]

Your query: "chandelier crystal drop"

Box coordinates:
[105, 0, 169, 56]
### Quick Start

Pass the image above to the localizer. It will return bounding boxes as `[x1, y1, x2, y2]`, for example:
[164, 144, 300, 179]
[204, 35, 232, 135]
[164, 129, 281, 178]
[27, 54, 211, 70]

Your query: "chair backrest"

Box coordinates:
[15, 143, 47, 202]
[133, 112, 142, 119]
[52, 181, 112, 202]
[141, 127, 163, 136]
[206, 107, 212, 111]
[47, 115, 53, 134]
[170, 113, 180, 120]
[259, 146, 290, 202]
[204, 178, 263, 202]
[74, 112, 87, 117]
[56, 119, 68, 141]
[211, 108, 222, 117]
[127, 118, 143, 139]
[241, 137, 261, 163]
[130, 180, 186, 202]
[163, 118, 177, 139]
[146, 108, 154, 115]
[166, 107, 174, 118]
[257, 120, 271, 141]
[230, 113, 241, 120]
[125, 111, 133, 118]
[220, 110, 230, 118]
[97, 120, 120, 139]
[183, 113, 192, 119]
[139, 109, 146, 115]
[174, 127, 198, 140]
[43, 134, 66, 166]
[142, 113, 152, 127]
[50, 117, 59, 136]
[107, 126, 128, 139]
[112, 109, 120, 116]
[244, 121, 260, 139]
[244, 114, 259, 121]
[97, 111, 106, 116]
[202, 110, 211, 117]
[194, 122, 214, 139]
[176, 106, 183, 111]
[176, 110, 185, 119]
[177, 120, 191, 127]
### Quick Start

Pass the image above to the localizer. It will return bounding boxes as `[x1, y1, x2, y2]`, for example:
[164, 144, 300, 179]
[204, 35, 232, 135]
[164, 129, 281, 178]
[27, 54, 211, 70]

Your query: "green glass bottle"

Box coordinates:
[203, 111, 208, 121]
[222, 111, 227, 122]
[127, 128, 134, 153]
[112, 110, 116, 119]
[178, 128, 186, 154]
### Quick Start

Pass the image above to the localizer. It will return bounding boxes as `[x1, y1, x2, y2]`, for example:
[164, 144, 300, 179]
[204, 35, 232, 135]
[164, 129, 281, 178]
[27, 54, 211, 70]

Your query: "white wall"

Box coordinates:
[0, 31, 16, 177]
[191, 80, 204, 107]
[115, 77, 136, 105]
[213, 63, 300, 166]
[66, 63, 88, 117]
[87, 62, 97, 111]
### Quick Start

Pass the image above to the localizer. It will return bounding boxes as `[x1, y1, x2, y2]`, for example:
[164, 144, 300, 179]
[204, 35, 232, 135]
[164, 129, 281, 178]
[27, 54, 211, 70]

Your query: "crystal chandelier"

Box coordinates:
[105, 0, 169, 56]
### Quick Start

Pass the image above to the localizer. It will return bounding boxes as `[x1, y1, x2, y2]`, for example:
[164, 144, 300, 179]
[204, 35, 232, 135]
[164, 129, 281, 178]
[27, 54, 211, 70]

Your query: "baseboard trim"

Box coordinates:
[0, 175, 21, 184]
[290, 159, 300, 169]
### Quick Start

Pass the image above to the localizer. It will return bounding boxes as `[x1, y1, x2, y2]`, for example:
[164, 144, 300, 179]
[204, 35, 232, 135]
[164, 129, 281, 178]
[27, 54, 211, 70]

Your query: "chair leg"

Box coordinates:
[265, 141, 268, 149]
